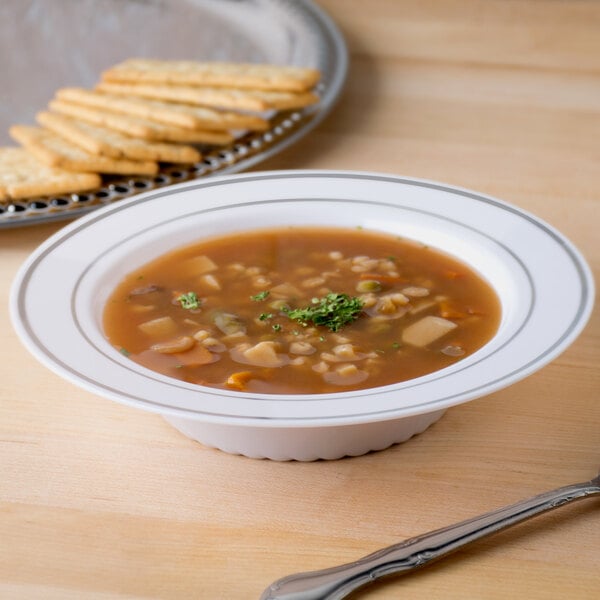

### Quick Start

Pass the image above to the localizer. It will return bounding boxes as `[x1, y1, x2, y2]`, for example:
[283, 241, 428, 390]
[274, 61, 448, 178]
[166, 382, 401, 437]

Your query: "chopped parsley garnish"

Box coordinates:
[119, 347, 130, 357]
[259, 312, 274, 321]
[272, 324, 282, 332]
[283, 292, 364, 332]
[251, 290, 270, 301]
[177, 291, 201, 310]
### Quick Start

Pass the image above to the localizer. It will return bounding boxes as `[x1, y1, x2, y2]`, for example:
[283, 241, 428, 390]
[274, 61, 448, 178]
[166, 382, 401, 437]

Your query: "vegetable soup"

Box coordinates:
[103, 227, 501, 394]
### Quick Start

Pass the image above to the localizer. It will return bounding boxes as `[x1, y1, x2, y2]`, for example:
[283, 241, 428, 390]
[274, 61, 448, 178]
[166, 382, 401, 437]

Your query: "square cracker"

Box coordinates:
[96, 82, 319, 112]
[56, 88, 269, 131]
[48, 100, 234, 145]
[10, 125, 158, 176]
[0, 147, 100, 200]
[101, 58, 321, 92]
[37, 111, 202, 164]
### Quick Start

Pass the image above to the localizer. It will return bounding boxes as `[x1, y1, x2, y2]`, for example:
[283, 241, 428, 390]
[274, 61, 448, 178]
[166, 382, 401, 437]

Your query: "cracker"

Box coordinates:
[96, 81, 319, 112]
[37, 111, 202, 164]
[0, 147, 101, 200]
[97, 81, 266, 112]
[56, 88, 269, 131]
[49, 99, 158, 139]
[48, 100, 234, 145]
[37, 111, 121, 158]
[10, 125, 158, 176]
[101, 58, 321, 92]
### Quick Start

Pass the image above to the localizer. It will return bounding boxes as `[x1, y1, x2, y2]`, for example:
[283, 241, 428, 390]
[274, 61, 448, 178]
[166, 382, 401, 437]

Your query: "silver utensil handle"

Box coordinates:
[261, 479, 600, 600]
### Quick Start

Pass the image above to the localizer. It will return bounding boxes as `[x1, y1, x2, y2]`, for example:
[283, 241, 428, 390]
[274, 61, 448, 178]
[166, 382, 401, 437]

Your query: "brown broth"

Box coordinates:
[103, 227, 501, 394]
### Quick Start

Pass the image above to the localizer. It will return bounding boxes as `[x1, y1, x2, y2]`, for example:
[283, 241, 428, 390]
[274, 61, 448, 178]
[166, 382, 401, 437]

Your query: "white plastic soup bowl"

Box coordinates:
[11, 171, 594, 460]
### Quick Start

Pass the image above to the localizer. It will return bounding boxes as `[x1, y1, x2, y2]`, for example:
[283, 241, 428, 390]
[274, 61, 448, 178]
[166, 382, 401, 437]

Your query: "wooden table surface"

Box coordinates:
[1, 1, 599, 598]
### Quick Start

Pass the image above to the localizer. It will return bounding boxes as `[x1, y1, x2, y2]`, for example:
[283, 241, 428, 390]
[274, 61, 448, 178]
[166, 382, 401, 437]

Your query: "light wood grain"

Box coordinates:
[1, 1, 599, 598]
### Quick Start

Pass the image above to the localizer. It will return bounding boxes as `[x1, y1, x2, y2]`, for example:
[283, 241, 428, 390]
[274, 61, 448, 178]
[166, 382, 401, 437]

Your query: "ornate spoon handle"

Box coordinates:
[261, 475, 600, 600]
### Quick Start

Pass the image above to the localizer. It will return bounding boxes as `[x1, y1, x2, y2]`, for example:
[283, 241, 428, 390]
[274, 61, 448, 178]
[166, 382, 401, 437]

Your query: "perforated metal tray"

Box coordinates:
[0, 0, 347, 228]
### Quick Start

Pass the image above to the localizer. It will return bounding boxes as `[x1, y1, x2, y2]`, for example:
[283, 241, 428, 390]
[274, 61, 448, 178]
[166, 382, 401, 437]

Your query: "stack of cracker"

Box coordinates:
[0, 59, 320, 203]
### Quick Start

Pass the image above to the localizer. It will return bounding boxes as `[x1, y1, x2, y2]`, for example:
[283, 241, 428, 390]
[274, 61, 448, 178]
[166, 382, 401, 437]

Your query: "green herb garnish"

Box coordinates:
[272, 324, 282, 332]
[177, 291, 201, 310]
[259, 312, 274, 321]
[251, 290, 270, 302]
[283, 292, 364, 332]
[119, 347, 130, 357]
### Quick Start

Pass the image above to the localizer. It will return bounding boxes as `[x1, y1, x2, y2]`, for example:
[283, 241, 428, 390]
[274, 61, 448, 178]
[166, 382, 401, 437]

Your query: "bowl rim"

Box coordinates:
[10, 170, 595, 427]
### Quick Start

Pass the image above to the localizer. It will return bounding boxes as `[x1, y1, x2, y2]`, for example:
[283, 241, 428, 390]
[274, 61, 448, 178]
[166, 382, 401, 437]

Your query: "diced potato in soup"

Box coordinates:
[104, 227, 500, 394]
[402, 316, 457, 347]
[180, 255, 217, 277]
